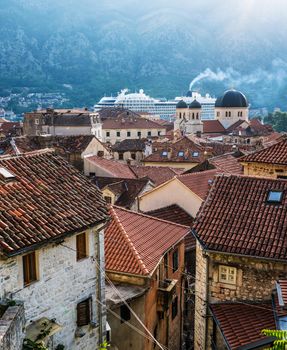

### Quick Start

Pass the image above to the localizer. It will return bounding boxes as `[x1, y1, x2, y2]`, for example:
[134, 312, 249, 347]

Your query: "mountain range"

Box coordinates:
[1, 0, 287, 110]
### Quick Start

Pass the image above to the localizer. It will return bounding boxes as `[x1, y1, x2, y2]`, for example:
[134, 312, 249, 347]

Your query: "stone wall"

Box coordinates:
[0, 305, 25, 350]
[0, 227, 106, 350]
[242, 161, 287, 179]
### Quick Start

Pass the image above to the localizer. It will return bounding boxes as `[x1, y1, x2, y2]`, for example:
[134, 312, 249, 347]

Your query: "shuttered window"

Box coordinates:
[23, 252, 37, 286]
[76, 233, 87, 261]
[77, 298, 91, 326]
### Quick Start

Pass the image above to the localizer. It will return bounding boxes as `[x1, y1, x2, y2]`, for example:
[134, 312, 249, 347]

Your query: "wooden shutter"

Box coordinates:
[77, 298, 91, 326]
[23, 252, 37, 286]
[76, 233, 87, 260]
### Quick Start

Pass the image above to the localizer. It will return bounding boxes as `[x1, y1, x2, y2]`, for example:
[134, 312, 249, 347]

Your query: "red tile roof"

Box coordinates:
[203, 120, 226, 134]
[130, 165, 181, 186]
[210, 302, 275, 350]
[240, 138, 287, 165]
[105, 206, 188, 276]
[144, 136, 206, 164]
[85, 156, 137, 179]
[177, 169, 218, 200]
[225, 119, 246, 133]
[209, 153, 243, 175]
[193, 174, 287, 260]
[0, 151, 108, 256]
[146, 204, 194, 226]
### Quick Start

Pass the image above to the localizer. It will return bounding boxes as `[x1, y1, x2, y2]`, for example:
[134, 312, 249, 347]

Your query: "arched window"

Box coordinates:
[229, 111, 231, 117]
[225, 111, 228, 117]
[179, 112, 181, 119]
[196, 113, 199, 119]
[238, 111, 240, 117]
[192, 113, 195, 120]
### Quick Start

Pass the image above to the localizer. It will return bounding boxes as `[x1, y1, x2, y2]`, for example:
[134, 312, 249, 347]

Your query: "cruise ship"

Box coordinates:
[94, 89, 216, 120]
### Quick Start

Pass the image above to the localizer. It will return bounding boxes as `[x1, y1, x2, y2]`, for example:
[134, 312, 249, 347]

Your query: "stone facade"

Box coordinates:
[241, 161, 287, 179]
[215, 107, 249, 129]
[0, 305, 25, 350]
[102, 128, 165, 145]
[174, 107, 203, 136]
[0, 227, 106, 350]
[194, 241, 287, 350]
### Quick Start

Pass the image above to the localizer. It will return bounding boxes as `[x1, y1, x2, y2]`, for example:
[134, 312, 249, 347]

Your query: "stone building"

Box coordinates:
[0, 150, 108, 349]
[105, 206, 189, 350]
[192, 174, 287, 350]
[23, 109, 102, 139]
[111, 138, 150, 163]
[214, 89, 249, 128]
[240, 137, 287, 179]
[174, 99, 203, 136]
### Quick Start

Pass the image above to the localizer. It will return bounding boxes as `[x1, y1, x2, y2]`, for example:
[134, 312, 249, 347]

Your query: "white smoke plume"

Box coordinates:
[189, 62, 287, 90]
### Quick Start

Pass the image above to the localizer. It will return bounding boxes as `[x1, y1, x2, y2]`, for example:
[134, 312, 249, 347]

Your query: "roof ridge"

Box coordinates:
[113, 205, 189, 229]
[0, 148, 54, 160]
[110, 206, 149, 275]
[177, 168, 218, 179]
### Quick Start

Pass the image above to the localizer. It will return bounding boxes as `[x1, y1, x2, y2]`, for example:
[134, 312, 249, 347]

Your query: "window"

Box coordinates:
[178, 151, 184, 157]
[219, 265, 237, 284]
[225, 111, 228, 117]
[137, 131, 141, 137]
[158, 131, 161, 136]
[172, 249, 179, 272]
[217, 112, 220, 117]
[192, 151, 199, 157]
[106, 131, 110, 137]
[172, 296, 178, 319]
[267, 190, 283, 203]
[104, 196, 112, 204]
[120, 304, 131, 323]
[77, 298, 91, 326]
[76, 232, 87, 260]
[162, 151, 168, 157]
[119, 153, 124, 160]
[127, 131, 131, 137]
[35, 119, 39, 125]
[23, 252, 38, 286]
[147, 131, 152, 136]
[116, 131, 121, 137]
[131, 153, 136, 160]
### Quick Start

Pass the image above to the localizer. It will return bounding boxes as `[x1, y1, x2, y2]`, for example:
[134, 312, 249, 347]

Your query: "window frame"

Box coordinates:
[127, 131, 131, 137]
[116, 131, 121, 137]
[23, 251, 38, 287]
[267, 190, 283, 203]
[77, 297, 92, 327]
[76, 232, 88, 261]
[106, 131, 110, 137]
[218, 265, 237, 285]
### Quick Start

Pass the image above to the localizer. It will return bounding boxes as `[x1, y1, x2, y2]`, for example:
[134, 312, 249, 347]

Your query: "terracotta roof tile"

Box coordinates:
[177, 169, 218, 200]
[85, 156, 137, 178]
[240, 138, 287, 165]
[144, 136, 206, 164]
[209, 153, 243, 175]
[193, 174, 287, 260]
[146, 204, 194, 226]
[203, 120, 226, 134]
[102, 116, 165, 130]
[105, 206, 188, 276]
[0, 151, 108, 256]
[130, 165, 181, 185]
[210, 302, 275, 349]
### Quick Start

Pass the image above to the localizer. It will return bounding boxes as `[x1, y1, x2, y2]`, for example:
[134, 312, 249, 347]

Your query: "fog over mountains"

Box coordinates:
[1, 0, 287, 109]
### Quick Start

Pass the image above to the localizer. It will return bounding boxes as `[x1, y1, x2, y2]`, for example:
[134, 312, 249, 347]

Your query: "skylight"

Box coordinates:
[192, 151, 199, 157]
[162, 151, 168, 156]
[0, 167, 15, 179]
[267, 190, 283, 203]
[178, 151, 184, 157]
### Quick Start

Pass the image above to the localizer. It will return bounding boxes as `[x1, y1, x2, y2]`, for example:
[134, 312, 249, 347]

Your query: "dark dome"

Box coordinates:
[215, 89, 248, 108]
[186, 90, 192, 97]
[176, 100, 188, 109]
[189, 99, 201, 109]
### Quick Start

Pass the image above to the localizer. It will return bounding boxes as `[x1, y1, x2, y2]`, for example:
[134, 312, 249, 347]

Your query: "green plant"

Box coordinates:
[262, 329, 287, 349]
[55, 345, 65, 350]
[99, 340, 110, 350]
[22, 338, 48, 350]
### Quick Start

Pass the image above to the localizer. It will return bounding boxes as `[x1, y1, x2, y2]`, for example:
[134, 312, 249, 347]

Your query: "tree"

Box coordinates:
[264, 111, 287, 132]
[262, 329, 287, 349]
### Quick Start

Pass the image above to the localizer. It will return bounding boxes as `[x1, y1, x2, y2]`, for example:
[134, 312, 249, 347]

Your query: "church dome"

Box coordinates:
[215, 89, 248, 108]
[176, 100, 188, 109]
[189, 99, 202, 109]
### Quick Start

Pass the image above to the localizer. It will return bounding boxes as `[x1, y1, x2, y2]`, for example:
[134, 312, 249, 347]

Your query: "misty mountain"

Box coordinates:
[1, 0, 287, 109]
